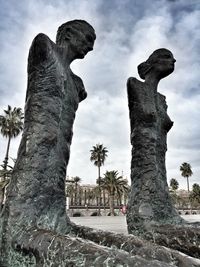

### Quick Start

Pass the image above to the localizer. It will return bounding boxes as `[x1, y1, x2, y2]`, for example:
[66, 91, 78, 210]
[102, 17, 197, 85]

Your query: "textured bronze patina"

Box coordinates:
[126, 49, 183, 235]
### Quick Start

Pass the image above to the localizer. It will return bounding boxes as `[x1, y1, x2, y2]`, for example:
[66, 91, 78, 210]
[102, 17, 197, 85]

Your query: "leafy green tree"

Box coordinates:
[180, 162, 193, 192]
[101, 170, 128, 216]
[90, 144, 108, 214]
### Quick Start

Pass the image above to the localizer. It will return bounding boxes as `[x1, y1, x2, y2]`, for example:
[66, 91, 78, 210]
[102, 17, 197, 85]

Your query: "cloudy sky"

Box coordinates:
[0, 0, 199, 190]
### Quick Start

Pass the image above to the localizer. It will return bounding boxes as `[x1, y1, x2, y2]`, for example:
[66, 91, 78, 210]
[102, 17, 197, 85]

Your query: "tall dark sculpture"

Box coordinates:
[126, 49, 183, 235]
[0, 20, 96, 264]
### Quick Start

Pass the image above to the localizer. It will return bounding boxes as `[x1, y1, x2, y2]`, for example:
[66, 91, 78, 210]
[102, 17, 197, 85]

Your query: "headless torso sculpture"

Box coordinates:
[2, 20, 96, 237]
[126, 49, 183, 235]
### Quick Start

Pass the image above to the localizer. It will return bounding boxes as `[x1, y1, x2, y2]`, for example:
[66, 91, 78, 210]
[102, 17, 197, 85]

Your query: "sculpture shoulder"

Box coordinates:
[127, 77, 137, 88]
[127, 77, 143, 100]
[28, 33, 56, 72]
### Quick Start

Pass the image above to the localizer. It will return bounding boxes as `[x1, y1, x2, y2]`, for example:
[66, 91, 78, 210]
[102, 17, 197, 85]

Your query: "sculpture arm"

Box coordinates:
[127, 77, 157, 131]
[127, 77, 138, 108]
[127, 77, 139, 135]
[25, 34, 55, 102]
[27, 33, 53, 73]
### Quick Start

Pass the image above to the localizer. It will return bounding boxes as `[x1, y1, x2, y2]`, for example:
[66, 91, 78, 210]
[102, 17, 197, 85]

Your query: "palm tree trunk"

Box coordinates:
[98, 165, 101, 215]
[110, 194, 115, 216]
[0, 136, 11, 212]
[124, 192, 128, 205]
[186, 176, 192, 213]
[3, 135, 11, 172]
[79, 189, 81, 206]
[186, 176, 190, 192]
[88, 190, 91, 206]
[117, 197, 119, 206]
[75, 183, 77, 205]
[103, 189, 106, 210]
[96, 196, 98, 207]
[84, 189, 87, 206]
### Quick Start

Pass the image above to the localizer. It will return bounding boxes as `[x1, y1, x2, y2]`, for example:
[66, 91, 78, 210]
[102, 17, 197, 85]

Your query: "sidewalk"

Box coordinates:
[70, 215, 200, 234]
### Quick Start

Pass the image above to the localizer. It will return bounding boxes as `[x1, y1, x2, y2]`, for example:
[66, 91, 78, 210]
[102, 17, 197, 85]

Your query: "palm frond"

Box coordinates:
[0, 105, 24, 138]
[90, 143, 108, 166]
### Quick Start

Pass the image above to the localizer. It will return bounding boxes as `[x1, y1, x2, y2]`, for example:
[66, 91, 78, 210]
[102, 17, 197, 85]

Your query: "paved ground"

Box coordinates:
[70, 215, 200, 234]
[71, 215, 128, 234]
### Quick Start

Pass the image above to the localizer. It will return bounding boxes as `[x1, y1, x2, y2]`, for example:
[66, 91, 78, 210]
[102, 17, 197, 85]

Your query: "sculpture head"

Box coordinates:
[56, 20, 96, 59]
[138, 48, 176, 80]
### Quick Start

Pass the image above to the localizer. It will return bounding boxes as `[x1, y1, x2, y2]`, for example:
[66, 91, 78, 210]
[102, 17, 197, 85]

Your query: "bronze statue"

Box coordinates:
[126, 49, 183, 235]
[2, 20, 96, 239]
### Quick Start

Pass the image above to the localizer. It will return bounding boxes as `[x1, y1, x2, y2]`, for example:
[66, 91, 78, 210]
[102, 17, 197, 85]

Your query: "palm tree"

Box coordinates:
[189, 183, 200, 208]
[87, 188, 96, 206]
[90, 143, 108, 214]
[73, 176, 81, 205]
[65, 183, 73, 206]
[0, 106, 23, 211]
[180, 162, 193, 192]
[78, 187, 83, 206]
[0, 105, 23, 171]
[83, 189, 87, 206]
[90, 144, 108, 180]
[170, 178, 179, 192]
[169, 178, 179, 207]
[93, 185, 100, 207]
[101, 170, 129, 216]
